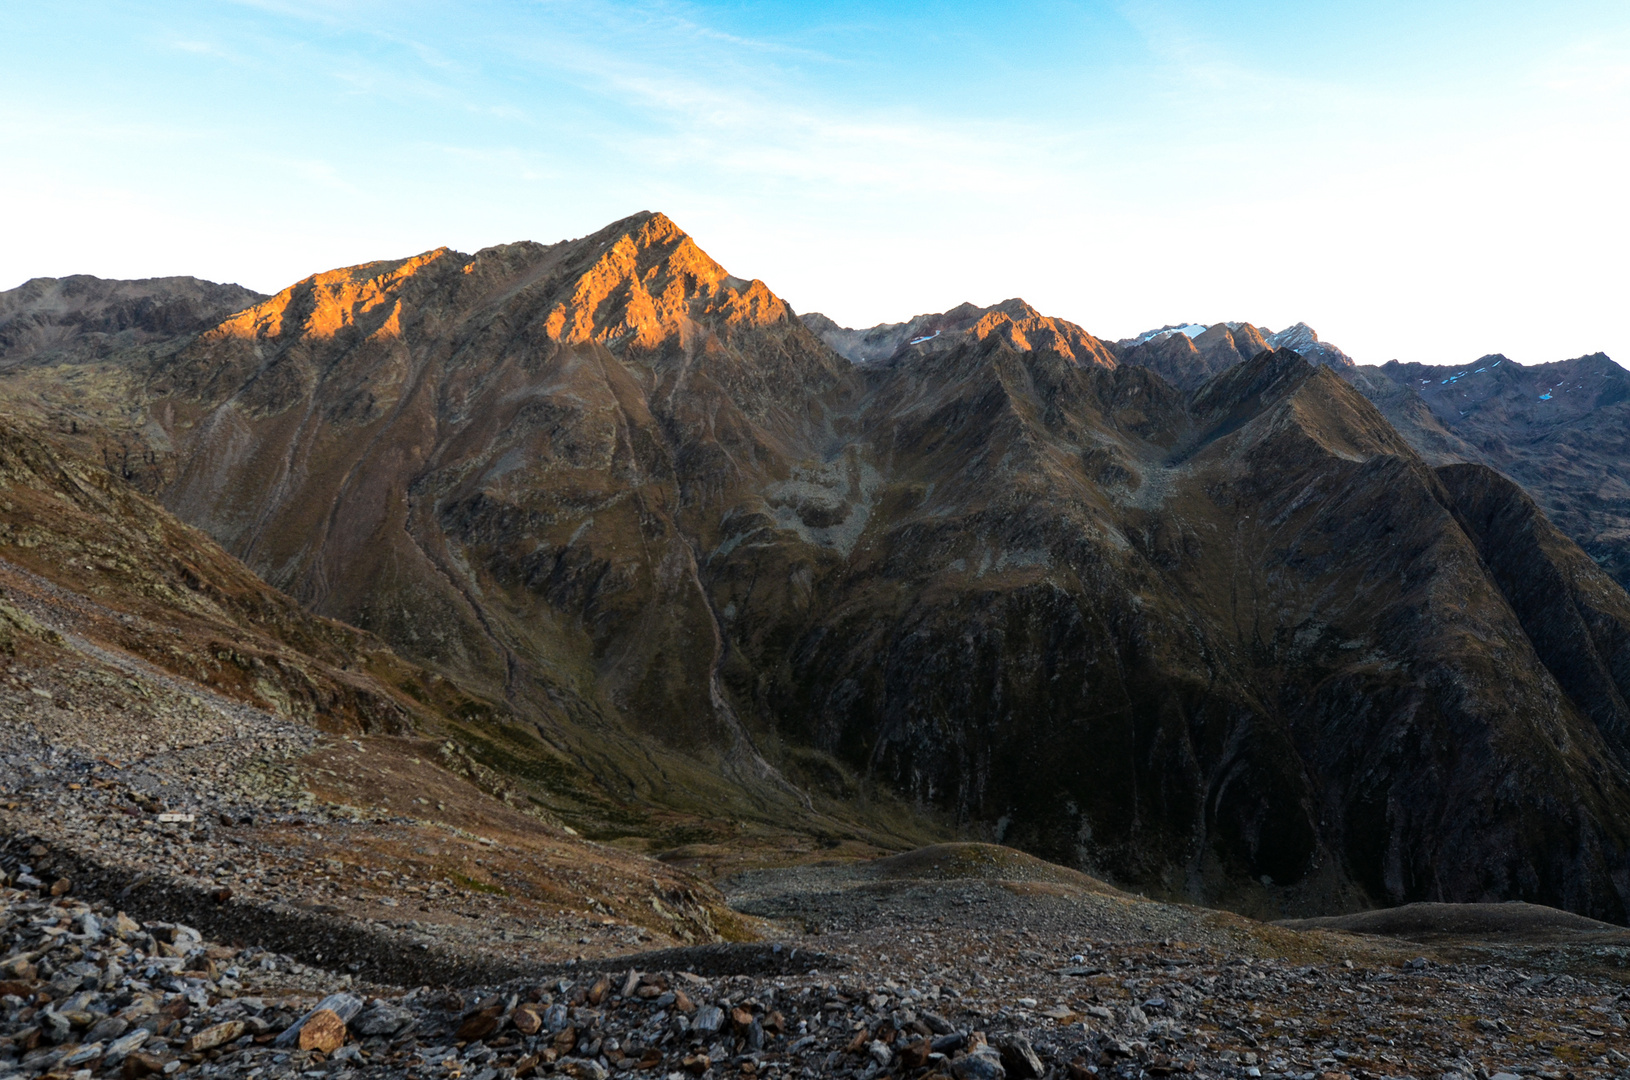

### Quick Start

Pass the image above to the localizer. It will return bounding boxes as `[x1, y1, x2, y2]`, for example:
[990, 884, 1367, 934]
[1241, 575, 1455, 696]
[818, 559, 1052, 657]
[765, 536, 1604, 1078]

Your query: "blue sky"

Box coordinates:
[4, 1, 1628, 365]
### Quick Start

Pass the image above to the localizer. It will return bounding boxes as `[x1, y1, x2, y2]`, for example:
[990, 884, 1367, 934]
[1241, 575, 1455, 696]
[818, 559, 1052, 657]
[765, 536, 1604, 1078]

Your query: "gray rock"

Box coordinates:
[996, 1036, 1043, 1080]
[560, 1057, 609, 1080]
[952, 1049, 1007, 1080]
[86, 1015, 129, 1042]
[61, 1041, 105, 1067]
[353, 1003, 414, 1036]
[101, 1028, 151, 1067]
[692, 1005, 725, 1035]
[42, 1010, 73, 1043]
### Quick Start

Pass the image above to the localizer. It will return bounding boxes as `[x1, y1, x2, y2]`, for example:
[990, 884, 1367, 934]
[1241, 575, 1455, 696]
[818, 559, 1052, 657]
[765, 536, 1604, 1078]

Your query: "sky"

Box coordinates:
[3, 1, 1628, 366]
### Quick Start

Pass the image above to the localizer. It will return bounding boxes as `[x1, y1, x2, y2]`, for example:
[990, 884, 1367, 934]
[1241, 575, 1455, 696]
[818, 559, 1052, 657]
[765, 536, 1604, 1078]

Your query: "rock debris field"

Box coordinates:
[4, 868, 1630, 1080]
[4, 623, 1630, 1080]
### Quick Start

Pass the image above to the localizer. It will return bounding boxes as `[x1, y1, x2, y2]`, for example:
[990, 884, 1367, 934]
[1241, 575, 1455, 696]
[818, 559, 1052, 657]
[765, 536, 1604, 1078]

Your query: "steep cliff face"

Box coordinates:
[6, 219, 1630, 919]
[1436, 462, 1630, 766]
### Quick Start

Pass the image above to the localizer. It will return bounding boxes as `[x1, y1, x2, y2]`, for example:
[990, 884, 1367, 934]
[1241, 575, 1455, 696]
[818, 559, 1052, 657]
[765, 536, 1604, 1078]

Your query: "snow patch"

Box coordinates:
[1128, 323, 1209, 346]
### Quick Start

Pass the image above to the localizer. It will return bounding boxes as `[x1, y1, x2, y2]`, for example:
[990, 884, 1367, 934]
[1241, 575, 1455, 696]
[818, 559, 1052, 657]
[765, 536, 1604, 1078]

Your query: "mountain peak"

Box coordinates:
[541, 211, 790, 349]
[802, 298, 1115, 368]
[1266, 322, 1354, 368]
[191, 211, 794, 362]
[1115, 321, 1272, 391]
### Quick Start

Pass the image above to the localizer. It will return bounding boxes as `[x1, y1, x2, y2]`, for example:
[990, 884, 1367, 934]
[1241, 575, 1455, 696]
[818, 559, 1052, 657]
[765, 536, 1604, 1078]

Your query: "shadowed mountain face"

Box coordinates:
[1367, 354, 1630, 591]
[1068, 317, 1630, 598]
[1114, 323, 1275, 391]
[0, 274, 265, 366]
[773, 342, 1630, 920]
[6, 214, 1630, 920]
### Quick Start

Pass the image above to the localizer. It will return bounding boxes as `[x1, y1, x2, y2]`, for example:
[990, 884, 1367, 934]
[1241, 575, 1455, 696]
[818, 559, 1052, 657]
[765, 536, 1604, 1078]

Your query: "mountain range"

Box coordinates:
[5, 211, 1630, 922]
[810, 307, 1630, 594]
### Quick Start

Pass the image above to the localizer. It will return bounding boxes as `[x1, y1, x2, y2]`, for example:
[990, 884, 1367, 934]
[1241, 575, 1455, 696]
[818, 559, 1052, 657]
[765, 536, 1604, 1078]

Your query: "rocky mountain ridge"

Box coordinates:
[1367, 352, 1630, 589]
[5, 214, 1630, 923]
[813, 305, 1630, 593]
[802, 301, 1117, 370]
[0, 275, 265, 367]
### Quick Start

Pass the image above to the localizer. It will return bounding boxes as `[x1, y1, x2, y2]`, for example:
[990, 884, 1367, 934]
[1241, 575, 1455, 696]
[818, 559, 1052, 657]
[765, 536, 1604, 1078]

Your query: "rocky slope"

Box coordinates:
[0, 415, 774, 994]
[0, 417, 439, 734]
[6, 218, 1630, 922]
